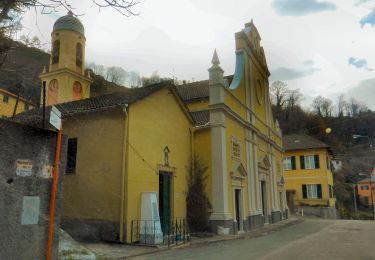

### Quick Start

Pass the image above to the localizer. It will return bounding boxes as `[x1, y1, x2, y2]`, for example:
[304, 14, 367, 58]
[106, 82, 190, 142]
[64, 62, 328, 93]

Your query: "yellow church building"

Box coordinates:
[283, 134, 336, 218]
[16, 12, 288, 243]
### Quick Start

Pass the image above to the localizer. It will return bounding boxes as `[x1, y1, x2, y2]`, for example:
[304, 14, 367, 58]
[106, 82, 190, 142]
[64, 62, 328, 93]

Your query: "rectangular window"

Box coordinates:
[231, 137, 241, 160]
[66, 138, 78, 174]
[302, 184, 322, 199]
[3, 94, 9, 103]
[24, 103, 29, 111]
[283, 156, 296, 170]
[361, 185, 369, 190]
[300, 155, 319, 169]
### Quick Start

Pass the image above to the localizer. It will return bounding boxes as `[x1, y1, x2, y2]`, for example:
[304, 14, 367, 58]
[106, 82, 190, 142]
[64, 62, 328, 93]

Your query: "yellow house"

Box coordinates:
[283, 134, 336, 218]
[0, 88, 34, 118]
[16, 15, 288, 242]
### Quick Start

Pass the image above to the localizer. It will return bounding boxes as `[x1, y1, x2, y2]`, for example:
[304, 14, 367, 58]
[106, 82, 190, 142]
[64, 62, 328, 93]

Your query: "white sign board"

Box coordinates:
[21, 196, 40, 225]
[50, 106, 61, 130]
[140, 192, 163, 244]
[16, 159, 33, 177]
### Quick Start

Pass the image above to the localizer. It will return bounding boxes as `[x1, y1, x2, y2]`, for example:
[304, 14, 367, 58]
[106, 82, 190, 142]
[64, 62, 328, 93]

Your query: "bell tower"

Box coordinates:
[40, 11, 92, 106]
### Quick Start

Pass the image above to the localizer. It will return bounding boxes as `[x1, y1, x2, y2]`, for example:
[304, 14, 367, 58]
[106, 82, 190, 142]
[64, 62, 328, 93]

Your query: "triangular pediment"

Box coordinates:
[258, 155, 271, 170]
[230, 162, 247, 180]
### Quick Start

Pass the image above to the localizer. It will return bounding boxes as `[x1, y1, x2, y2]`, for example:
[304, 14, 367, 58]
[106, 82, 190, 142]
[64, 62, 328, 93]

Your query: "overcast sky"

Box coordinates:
[21, 0, 375, 108]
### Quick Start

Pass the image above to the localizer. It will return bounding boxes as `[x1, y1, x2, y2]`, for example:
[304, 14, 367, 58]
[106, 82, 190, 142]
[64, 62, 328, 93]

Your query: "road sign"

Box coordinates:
[50, 106, 61, 130]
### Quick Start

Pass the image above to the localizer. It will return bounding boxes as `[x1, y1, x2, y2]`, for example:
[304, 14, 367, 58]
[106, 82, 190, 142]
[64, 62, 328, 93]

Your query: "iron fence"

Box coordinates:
[130, 218, 190, 246]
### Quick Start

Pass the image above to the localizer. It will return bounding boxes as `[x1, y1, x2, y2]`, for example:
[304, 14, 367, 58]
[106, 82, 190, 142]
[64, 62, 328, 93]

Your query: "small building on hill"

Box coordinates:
[357, 169, 375, 207]
[283, 134, 336, 218]
[0, 88, 34, 118]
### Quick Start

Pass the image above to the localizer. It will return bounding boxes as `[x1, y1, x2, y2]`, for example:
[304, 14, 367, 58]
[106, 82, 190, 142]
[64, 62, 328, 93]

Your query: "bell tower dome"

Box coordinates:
[40, 11, 92, 106]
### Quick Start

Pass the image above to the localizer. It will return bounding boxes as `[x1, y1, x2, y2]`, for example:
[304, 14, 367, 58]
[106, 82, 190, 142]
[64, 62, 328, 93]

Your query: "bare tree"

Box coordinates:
[337, 94, 347, 117]
[312, 96, 333, 117]
[106, 66, 127, 85]
[346, 98, 369, 117]
[270, 80, 288, 116]
[286, 88, 303, 110]
[87, 62, 106, 77]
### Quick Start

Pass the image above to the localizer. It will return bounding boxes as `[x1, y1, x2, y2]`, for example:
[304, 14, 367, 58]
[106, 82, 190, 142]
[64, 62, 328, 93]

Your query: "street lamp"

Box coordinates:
[358, 172, 375, 220]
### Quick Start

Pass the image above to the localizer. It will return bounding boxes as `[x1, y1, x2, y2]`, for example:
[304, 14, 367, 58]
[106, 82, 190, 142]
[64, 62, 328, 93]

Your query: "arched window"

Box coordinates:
[72, 81, 82, 101]
[52, 40, 60, 64]
[76, 43, 82, 67]
[48, 79, 58, 105]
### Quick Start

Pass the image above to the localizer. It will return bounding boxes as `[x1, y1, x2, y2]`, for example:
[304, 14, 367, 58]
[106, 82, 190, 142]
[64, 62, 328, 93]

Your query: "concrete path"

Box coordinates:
[131, 219, 375, 260]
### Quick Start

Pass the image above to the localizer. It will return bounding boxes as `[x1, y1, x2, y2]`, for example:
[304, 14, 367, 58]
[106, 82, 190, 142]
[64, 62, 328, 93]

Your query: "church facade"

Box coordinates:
[17, 13, 287, 243]
[178, 21, 287, 232]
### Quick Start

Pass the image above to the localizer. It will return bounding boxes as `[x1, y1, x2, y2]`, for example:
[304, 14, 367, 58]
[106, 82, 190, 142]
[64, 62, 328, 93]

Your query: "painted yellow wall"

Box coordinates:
[225, 115, 249, 219]
[194, 129, 212, 204]
[125, 87, 192, 242]
[284, 149, 336, 207]
[0, 90, 34, 117]
[50, 30, 86, 74]
[62, 110, 124, 222]
[40, 71, 91, 105]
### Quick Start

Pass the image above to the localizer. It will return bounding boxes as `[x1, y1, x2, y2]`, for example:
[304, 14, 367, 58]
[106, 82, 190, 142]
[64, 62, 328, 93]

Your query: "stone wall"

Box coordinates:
[299, 206, 338, 219]
[0, 119, 67, 260]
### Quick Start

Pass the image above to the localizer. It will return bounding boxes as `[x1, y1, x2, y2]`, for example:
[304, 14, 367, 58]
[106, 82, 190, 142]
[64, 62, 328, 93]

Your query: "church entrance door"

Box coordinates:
[159, 172, 171, 234]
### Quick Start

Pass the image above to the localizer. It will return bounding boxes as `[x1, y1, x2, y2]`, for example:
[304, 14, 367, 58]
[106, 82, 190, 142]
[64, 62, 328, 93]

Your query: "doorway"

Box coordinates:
[234, 189, 241, 231]
[159, 172, 171, 233]
[261, 181, 268, 223]
[286, 190, 295, 214]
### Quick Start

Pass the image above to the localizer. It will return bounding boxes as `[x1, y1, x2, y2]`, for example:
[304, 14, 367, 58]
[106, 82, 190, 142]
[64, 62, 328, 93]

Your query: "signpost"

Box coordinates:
[46, 106, 62, 260]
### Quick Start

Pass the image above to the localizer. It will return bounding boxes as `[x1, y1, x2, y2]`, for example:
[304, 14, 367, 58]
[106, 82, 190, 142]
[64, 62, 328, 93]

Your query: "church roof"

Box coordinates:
[53, 11, 85, 35]
[15, 82, 171, 125]
[283, 134, 330, 151]
[176, 75, 233, 103]
[191, 110, 209, 126]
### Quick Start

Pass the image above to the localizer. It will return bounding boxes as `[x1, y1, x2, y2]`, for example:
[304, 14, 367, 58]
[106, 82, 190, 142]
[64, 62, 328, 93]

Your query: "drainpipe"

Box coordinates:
[190, 127, 195, 174]
[120, 105, 129, 242]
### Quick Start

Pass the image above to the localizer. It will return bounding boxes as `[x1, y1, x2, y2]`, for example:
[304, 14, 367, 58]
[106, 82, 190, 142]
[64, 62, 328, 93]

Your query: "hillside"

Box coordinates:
[0, 40, 49, 104]
[0, 39, 126, 104]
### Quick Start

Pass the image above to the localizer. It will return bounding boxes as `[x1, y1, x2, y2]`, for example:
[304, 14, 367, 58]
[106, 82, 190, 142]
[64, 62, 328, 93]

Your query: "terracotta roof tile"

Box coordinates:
[191, 110, 209, 126]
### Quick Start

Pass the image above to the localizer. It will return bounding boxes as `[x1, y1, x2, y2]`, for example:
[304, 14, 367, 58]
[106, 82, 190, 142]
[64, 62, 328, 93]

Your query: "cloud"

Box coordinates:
[271, 67, 320, 81]
[303, 60, 315, 66]
[354, 0, 371, 6]
[272, 0, 336, 16]
[360, 8, 375, 27]
[348, 57, 373, 71]
[347, 77, 375, 110]
[348, 57, 367, 68]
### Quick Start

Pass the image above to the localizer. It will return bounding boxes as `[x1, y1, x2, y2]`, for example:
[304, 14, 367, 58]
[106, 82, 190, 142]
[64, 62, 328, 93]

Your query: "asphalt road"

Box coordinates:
[132, 219, 375, 260]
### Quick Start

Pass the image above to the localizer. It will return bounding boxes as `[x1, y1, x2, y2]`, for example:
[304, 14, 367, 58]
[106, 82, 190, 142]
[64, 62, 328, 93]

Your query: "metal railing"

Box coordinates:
[130, 218, 190, 247]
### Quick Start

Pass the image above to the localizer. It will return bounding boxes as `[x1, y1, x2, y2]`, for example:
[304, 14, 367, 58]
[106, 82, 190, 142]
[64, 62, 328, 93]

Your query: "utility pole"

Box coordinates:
[353, 184, 357, 213]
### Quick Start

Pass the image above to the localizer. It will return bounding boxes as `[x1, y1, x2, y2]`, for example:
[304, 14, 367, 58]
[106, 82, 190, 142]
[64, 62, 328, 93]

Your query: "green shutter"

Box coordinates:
[317, 184, 322, 198]
[291, 156, 296, 170]
[300, 156, 305, 169]
[302, 185, 307, 199]
[314, 155, 320, 169]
